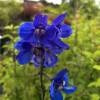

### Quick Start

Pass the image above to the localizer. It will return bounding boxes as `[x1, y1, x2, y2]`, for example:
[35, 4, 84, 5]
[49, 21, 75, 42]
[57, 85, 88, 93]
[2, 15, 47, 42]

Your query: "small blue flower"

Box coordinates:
[15, 41, 58, 67]
[52, 13, 72, 38]
[50, 69, 77, 100]
[18, 13, 71, 50]
[19, 14, 57, 45]
[15, 13, 72, 67]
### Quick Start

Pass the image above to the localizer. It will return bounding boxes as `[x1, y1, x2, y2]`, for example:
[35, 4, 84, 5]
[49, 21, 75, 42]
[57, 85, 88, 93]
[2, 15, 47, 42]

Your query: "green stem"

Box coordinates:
[40, 66, 45, 100]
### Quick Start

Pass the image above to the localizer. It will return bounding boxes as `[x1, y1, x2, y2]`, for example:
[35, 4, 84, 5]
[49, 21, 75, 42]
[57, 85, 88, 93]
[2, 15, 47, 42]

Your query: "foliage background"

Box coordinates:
[0, 0, 100, 100]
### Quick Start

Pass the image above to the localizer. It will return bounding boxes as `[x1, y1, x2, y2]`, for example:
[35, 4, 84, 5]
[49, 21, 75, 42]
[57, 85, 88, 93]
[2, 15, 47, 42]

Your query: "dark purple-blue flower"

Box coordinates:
[52, 13, 72, 38]
[15, 40, 58, 67]
[15, 13, 72, 67]
[50, 69, 77, 100]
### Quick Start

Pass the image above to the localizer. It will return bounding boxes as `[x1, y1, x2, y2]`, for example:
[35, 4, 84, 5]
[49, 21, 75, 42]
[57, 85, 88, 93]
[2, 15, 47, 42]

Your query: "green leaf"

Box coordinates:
[4, 24, 14, 30]
[88, 78, 100, 87]
[93, 65, 100, 70]
[83, 51, 93, 58]
[91, 94, 100, 100]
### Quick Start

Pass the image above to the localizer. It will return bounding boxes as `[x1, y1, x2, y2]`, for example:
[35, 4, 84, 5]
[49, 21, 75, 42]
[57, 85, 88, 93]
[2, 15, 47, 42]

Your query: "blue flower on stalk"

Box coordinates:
[15, 40, 58, 67]
[15, 13, 72, 67]
[50, 69, 77, 100]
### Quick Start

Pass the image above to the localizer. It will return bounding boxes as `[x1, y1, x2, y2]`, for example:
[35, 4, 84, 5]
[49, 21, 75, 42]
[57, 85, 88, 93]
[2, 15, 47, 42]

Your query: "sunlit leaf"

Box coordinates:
[93, 65, 100, 70]
[88, 78, 100, 87]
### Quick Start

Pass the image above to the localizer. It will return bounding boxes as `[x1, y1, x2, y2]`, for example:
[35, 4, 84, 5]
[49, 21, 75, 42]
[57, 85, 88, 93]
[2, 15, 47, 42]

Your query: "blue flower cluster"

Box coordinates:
[15, 13, 72, 67]
[50, 69, 77, 100]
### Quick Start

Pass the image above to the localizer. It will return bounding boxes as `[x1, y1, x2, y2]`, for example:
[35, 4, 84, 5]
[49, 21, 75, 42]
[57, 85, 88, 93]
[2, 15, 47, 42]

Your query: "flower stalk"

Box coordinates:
[14, 13, 76, 100]
[40, 66, 45, 100]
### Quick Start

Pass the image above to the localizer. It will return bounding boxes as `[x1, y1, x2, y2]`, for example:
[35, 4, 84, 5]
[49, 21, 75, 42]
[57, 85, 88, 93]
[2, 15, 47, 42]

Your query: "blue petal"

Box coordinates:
[32, 55, 42, 67]
[14, 41, 23, 51]
[50, 90, 63, 100]
[55, 69, 67, 79]
[63, 73, 69, 87]
[16, 50, 33, 64]
[33, 14, 48, 28]
[41, 39, 52, 49]
[50, 44, 63, 54]
[21, 42, 33, 50]
[50, 43, 63, 54]
[19, 22, 34, 40]
[44, 25, 58, 40]
[52, 13, 67, 26]
[44, 51, 58, 67]
[50, 82, 63, 100]
[14, 41, 32, 51]
[63, 86, 77, 94]
[50, 81, 55, 98]
[54, 69, 68, 85]
[59, 24, 72, 38]
[54, 38, 69, 50]
[41, 39, 63, 54]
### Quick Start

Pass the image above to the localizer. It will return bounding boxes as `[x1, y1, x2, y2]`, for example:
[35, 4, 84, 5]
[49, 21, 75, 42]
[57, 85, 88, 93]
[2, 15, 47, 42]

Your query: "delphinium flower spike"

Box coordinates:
[15, 13, 72, 68]
[50, 69, 77, 100]
[14, 12, 76, 100]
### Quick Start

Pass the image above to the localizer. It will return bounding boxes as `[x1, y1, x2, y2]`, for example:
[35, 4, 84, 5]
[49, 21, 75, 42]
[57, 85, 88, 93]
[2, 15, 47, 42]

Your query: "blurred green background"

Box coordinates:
[0, 0, 100, 100]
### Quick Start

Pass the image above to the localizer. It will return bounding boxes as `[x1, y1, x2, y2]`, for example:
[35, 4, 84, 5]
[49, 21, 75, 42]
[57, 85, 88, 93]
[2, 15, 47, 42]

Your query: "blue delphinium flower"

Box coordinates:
[50, 69, 77, 100]
[15, 13, 72, 67]
[52, 13, 72, 38]
[15, 40, 58, 67]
